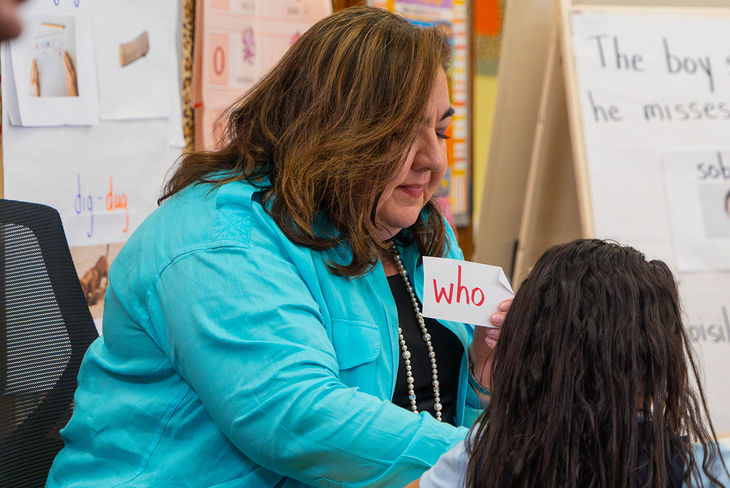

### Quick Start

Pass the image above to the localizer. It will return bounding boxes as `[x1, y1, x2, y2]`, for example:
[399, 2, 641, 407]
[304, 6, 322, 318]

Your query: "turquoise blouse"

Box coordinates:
[46, 179, 480, 487]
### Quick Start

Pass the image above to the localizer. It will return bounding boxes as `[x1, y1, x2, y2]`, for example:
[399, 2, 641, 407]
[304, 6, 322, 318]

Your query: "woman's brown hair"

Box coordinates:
[160, 6, 451, 275]
[466, 239, 728, 487]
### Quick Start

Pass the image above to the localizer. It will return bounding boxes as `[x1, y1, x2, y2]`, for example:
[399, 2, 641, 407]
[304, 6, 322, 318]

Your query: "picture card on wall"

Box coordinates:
[662, 150, 730, 272]
[92, 0, 176, 121]
[7, 0, 98, 126]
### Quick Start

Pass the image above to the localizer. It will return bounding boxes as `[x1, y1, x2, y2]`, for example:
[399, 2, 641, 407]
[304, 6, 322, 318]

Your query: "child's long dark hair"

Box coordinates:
[466, 239, 727, 487]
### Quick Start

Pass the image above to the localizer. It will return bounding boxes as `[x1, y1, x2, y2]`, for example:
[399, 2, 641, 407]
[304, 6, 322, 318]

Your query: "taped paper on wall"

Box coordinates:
[6, 1, 98, 126]
[92, 0, 177, 121]
[662, 151, 730, 272]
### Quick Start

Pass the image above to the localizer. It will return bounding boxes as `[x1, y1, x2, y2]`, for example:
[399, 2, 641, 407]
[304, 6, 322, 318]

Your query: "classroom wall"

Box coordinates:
[470, 0, 503, 235]
[472, 73, 499, 230]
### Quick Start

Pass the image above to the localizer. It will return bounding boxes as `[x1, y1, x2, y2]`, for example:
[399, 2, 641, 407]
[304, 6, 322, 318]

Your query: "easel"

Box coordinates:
[512, 20, 583, 286]
[479, 0, 730, 431]
[478, 0, 730, 286]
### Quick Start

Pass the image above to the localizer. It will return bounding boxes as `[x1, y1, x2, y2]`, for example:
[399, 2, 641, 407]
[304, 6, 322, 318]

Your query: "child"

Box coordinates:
[411, 239, 729, 487]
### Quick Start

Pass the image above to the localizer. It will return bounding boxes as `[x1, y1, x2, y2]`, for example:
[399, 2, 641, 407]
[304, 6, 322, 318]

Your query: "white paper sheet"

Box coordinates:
[421, 256, 514, 327]
[91, 0, 175, 121]
[662, 151, 730, 272]
[3, 44, 22, 125]
[570, 8, 730, 431]
[8, 0, 98, 126]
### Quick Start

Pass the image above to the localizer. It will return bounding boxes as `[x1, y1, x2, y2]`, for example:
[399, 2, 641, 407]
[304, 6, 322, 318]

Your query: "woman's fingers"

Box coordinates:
[489, 298, 513, 327]
[489, 312, 504, 327]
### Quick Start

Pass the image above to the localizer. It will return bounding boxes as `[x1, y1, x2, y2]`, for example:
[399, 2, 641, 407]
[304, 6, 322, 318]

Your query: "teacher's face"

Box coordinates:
[0, 0, 25, 41]
[374, 69, 452, 241]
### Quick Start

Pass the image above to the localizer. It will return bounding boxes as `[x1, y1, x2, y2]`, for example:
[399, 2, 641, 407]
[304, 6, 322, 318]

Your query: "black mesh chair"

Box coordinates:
[0, 200, 98, 488]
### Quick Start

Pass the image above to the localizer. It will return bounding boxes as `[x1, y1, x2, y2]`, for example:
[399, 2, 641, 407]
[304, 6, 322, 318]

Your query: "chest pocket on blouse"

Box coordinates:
[331, 319, 383, 396]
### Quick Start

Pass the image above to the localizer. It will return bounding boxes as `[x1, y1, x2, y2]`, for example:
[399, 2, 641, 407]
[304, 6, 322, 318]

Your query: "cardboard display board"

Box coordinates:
[507, 0, 730, 431]
[511, 27, 582, 286]
[472, 0, 557, 274]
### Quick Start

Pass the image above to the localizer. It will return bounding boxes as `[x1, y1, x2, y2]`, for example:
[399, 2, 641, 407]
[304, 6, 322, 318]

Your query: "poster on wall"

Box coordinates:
[92, 0, 177, 121]
[2, 0, 184, 331]
[4, 0, 98, 126]
[367, 0, 471, 226]
[193, 0, 332, 150]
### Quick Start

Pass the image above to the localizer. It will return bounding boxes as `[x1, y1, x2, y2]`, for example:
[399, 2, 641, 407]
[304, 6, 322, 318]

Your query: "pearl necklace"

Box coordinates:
[392, 248, 442, 422]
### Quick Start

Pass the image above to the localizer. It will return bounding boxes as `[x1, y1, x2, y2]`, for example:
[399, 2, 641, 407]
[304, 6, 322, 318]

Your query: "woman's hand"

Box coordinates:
[468, 299, 512, 397]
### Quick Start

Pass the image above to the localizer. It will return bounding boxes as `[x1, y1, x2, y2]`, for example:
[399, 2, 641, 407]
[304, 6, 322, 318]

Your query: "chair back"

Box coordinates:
[0, 199, 98, 488]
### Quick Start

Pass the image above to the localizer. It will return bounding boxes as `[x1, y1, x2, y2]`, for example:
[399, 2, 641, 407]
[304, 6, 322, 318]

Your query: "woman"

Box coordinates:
[46, 7, 504, 488]
[411, 239, 730, 488]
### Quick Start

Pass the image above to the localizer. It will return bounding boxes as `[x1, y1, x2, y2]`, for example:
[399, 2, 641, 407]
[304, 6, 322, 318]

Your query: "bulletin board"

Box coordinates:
[0, 0, 187, 330]
[507, 0, 730, 431]
[1, 0, 336, 330]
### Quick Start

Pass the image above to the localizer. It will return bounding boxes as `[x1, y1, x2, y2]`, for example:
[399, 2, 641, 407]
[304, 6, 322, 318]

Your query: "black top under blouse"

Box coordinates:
[388, 274, 464, 425]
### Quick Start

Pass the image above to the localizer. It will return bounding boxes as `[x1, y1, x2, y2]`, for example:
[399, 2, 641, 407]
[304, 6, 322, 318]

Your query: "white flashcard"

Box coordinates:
[422, 257, 514, 328]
